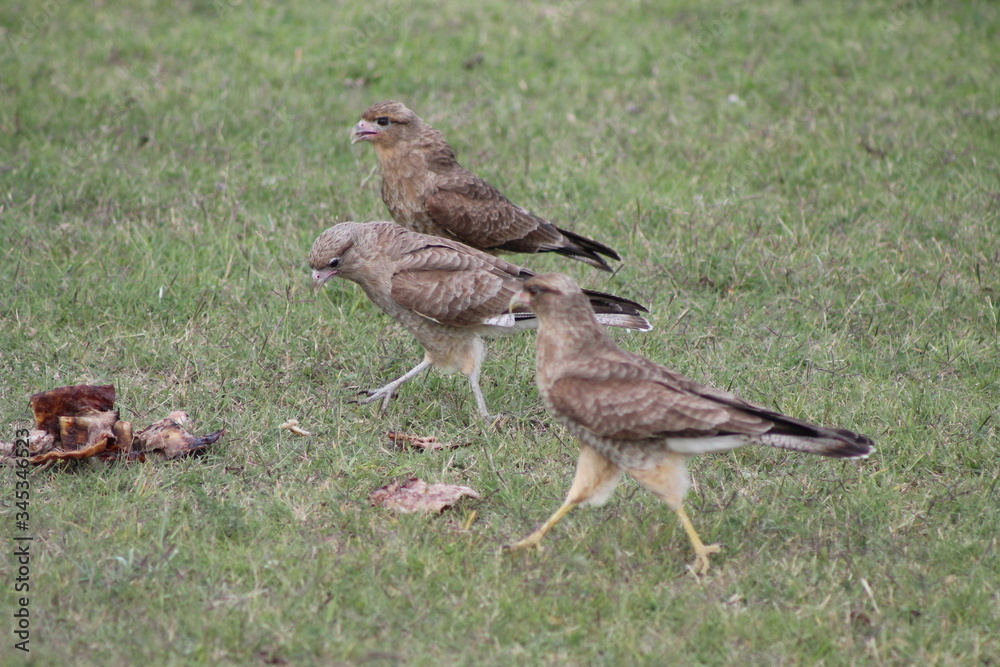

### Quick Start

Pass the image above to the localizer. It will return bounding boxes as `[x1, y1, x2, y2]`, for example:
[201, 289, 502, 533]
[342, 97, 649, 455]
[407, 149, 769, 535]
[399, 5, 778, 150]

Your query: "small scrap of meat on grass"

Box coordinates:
[279, 419, 311, 436]
[0, 384, 224, 466]
[387, 431, 472, 451]
[369, 477, 480, 514]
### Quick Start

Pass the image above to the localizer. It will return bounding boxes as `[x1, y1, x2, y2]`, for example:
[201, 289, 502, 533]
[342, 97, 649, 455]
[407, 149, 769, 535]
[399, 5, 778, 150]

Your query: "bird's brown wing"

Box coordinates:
[626, 355, 871, 443]
[389, 242, 523, 327]
[424, 175, 564, 252]
[546, 355, 774, 440]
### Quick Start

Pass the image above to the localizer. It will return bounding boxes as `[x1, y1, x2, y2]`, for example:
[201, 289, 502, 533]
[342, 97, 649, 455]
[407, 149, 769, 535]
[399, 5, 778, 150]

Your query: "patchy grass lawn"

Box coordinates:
[1, 0, 998, 663]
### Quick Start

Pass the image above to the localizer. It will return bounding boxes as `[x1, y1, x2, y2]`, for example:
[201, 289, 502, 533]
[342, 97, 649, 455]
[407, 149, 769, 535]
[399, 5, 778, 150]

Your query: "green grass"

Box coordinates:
[2, 0, 998, 663]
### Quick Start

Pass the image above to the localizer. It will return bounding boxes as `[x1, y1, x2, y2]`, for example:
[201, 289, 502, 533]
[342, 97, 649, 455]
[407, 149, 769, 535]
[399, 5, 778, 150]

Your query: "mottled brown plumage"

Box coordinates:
[351, 101, 621, 271]
[308, 223, 649, 419]
[506, 273, 874, 573]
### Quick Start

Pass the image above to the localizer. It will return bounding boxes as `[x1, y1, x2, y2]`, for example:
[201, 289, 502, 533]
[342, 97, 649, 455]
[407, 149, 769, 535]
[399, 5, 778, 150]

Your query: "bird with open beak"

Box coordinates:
[350, 100, 622, 271]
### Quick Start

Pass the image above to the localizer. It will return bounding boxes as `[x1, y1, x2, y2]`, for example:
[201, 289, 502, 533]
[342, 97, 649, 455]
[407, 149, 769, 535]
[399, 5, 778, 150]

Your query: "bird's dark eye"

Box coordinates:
[375, 116, 389, 126]
[327, 257, 340, 269]
[525, 285, 541, 295]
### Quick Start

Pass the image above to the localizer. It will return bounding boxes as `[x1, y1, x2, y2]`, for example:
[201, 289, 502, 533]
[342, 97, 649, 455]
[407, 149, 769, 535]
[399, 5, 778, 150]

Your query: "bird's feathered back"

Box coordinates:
[353, 101, 622, 270]
[521, 273, 873, 460]
[309, 222, 649, 333]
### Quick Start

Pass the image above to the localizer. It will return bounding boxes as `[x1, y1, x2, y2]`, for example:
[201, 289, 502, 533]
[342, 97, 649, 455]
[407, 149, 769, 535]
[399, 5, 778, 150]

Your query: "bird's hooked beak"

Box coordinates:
[508, 289, 532, 312]
[312, 268, 337, 289]
[351, 119, 378, 144]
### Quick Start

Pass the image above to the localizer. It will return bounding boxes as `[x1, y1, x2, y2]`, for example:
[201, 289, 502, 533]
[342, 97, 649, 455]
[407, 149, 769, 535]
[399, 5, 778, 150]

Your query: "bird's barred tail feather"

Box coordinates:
[583, 289, 651, 331]
[593, 313, 653, 331]
[758, 429, 874, 459]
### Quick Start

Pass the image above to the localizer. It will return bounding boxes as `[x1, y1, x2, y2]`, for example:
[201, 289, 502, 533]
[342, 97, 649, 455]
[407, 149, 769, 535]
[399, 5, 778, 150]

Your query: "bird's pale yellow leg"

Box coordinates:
[627, 456, 722, 574]
[506, 445, 620, 552]
[505, 499, 579, 551]
[675, 505, 722, 575]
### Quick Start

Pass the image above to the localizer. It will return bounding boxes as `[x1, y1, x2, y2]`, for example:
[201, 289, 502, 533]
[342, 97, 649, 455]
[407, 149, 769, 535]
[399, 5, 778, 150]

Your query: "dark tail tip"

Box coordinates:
[554, 227, 621, 271]
[825, 429, 876, 459]
[582, 288, 650, 315]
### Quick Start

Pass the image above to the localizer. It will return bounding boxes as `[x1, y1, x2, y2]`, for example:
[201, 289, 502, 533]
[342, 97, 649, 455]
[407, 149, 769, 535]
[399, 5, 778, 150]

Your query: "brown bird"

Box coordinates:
[309, 223, 650, 419]
[351, 100, 621, 271]
[506, 273, 874, 573]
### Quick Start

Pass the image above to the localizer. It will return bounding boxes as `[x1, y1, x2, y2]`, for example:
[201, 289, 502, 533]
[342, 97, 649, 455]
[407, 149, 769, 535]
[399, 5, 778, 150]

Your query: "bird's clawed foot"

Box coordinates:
[503, 531, 546, 553]
[674, 506, 722, 575]
[504, 501, 576, 554]
[352, 386, 396, 411]
[688, 542, 722, 576]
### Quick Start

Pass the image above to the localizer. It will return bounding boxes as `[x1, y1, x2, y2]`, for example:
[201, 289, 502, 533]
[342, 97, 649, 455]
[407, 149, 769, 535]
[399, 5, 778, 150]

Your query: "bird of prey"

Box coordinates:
[351, 100, 621, 271]
[308, 223, 650, 419]
[506, 273, 874, 573]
